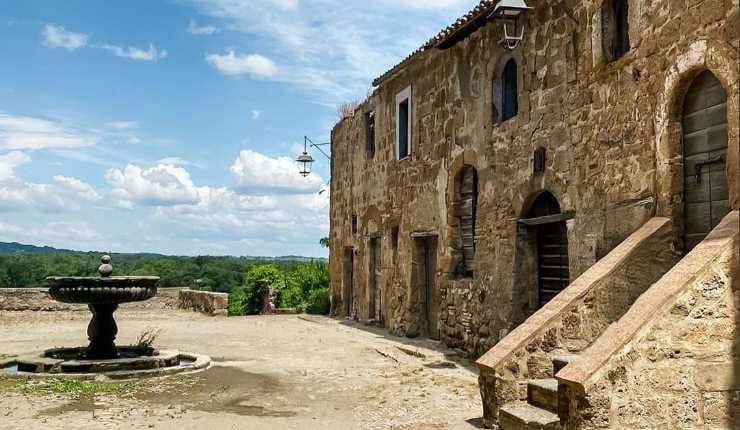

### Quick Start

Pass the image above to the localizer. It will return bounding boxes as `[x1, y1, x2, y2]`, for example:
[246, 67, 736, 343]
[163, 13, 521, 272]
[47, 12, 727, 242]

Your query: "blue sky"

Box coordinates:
[0, 0, 473, 257]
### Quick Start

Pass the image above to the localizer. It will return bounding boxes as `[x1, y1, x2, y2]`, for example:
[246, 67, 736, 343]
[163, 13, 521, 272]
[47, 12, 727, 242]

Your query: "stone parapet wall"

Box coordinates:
[558, 211, 739, 429]
[0, 287, 183, 312]
[177, 289, 228, 316]
[0, 288, 84, 312]
[475, 217, 679, 425]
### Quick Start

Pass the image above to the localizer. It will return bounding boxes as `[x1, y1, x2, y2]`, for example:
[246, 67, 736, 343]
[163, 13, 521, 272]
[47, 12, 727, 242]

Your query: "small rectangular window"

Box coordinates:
[395, 86, 412, 160]
[391, 226, 399, 263]
[366, 111, 375, 159]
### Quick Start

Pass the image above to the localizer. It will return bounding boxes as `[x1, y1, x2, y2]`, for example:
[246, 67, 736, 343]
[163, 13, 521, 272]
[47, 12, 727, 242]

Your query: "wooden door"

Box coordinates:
[537, 222, 570, 307]
[423, 238, 439, 340]
[683, 71, 729, 252]
[369, 238, 382, 323]
[343, 248, 354, 318]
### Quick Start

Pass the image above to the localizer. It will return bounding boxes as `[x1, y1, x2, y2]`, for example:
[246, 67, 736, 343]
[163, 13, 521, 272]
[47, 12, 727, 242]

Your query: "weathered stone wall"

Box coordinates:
[177, 289, 228, 316]
[329, 0, 739, 356]
[559, 212, 739, 429]
[0, 288, 182, 312]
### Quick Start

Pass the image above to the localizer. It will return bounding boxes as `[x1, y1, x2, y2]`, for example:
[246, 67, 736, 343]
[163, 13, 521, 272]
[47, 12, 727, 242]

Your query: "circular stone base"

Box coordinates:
[0, 349, 210, 380]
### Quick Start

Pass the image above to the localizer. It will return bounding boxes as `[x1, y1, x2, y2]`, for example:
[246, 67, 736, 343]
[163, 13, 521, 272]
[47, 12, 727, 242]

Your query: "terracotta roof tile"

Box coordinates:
[372, 0, 498, 86]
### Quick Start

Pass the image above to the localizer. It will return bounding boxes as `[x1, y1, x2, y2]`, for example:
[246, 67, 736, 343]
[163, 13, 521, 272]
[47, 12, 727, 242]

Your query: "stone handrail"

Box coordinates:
[476, 217, 676, 375]
[557, 210, 739, 395]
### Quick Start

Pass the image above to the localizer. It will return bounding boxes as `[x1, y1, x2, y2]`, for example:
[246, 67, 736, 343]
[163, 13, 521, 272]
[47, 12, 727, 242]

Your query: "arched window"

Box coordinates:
[602, 0, 630, 62]
[501, 59, 518, 121]
[457, 166, 478, 277]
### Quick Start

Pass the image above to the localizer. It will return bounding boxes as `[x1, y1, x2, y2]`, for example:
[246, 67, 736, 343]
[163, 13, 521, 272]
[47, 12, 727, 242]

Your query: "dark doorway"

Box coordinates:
[368, 237, 383, 323]
[525, 192, 570, 308]
[683, 71, 729, 252]
[413, 236, 439, 340]
[343, 247, 354, 318]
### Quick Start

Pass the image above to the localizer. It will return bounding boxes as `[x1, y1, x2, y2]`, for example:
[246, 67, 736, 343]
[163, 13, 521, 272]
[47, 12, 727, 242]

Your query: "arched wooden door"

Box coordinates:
[683, 71, 729, 252]
[528, 192, 570, 308]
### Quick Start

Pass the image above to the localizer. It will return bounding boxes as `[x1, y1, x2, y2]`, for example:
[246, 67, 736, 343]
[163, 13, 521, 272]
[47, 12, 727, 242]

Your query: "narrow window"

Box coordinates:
[365, 111, 376, 159]
[351, 215, 358, 235]
[391, 226, 400, 263]
[533, 147, 546, 175]
[502, 59, 518, 122]
[457, 166, 478, 277]
[395, 86, 412, 160]
[603, 0, 630, 62]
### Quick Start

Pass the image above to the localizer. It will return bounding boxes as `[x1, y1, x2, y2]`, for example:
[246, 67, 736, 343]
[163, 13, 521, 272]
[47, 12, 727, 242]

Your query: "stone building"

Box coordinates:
[329, 0, 738, 428]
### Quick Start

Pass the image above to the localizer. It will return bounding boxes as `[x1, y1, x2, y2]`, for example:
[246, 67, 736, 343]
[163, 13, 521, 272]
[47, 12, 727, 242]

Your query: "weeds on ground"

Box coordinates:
[135, 327, 162, 348]
[0, 377, 133, 399]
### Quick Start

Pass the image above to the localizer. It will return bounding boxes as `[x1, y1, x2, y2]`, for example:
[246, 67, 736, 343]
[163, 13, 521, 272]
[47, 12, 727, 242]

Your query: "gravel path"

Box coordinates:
[0, 307, 483, 429]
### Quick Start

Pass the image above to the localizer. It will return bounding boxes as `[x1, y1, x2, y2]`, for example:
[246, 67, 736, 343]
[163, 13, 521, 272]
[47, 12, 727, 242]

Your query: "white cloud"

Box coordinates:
[42, 24, 88, 51]
[188, 18, 220, 35]
[96, 43, 168, 62]
[205, 51, 279, 79]
[251, 110, 261, 120]
[52, 175, 99, 201]
[0, 157, 100, 213]
[0, 151, 31, 181]
[231, 150, 324, 194]
[107, 121, 138, 130]
[106, 163, 202, 207]
[157, 157, 201, 168]
[0, 113, 96, 151]
[185, 0, 472, 104]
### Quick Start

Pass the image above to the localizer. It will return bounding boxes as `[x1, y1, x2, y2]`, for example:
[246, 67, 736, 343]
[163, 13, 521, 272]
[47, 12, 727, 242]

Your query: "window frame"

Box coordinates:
[365, 110, 376, 160]
[602, 0, 630, 62]
[395, 86, 412, 160]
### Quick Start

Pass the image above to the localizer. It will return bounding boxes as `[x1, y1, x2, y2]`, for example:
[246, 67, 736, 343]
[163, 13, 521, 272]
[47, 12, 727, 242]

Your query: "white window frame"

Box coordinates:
[395, 86, 412, 160]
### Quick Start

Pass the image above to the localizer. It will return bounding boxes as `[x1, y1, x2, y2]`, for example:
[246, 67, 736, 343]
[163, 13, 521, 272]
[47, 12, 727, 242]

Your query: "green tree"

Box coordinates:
[228, 264, 284, 316]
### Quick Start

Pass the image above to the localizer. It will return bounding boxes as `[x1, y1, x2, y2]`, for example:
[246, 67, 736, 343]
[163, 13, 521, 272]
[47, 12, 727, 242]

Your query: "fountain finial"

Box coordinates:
[99, 255, 113, 278]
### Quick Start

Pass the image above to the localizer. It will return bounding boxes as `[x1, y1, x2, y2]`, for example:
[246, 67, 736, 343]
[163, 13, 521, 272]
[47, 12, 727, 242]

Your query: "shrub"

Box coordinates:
[228, 264, 283, 316]
[305, 288, 330, 315]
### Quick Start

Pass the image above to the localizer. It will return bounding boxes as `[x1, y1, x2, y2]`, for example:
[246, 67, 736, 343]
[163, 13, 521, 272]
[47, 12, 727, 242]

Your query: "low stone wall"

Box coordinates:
[0, 287, 183, 312]
[177, 289, 228, 316]
[0, 288, 84, 312]
[475, 217, 680, 425]
[558, 211, 739, 429]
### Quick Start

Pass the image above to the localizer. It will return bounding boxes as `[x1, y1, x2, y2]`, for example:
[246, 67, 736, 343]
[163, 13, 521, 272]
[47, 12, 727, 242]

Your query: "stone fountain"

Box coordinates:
[0, 256, 210, 379]
[47, 255, 159, 359]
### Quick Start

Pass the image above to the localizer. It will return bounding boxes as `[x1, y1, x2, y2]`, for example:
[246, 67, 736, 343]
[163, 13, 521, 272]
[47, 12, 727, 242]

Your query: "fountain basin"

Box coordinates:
[1, 349, 211, 380]
[47, 276, 159, 304]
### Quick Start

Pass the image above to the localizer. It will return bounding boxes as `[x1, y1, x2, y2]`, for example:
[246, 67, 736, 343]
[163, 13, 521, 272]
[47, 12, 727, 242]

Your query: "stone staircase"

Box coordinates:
[498, 355, 576, 430]
[477, 218, 680, 429]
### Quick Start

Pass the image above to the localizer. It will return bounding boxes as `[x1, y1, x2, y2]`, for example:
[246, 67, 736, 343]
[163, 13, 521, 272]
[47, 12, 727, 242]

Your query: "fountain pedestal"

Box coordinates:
[87, 303, 119, 359]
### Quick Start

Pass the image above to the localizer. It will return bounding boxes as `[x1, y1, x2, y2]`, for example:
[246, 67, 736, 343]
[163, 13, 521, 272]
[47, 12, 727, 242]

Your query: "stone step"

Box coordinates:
[527, 378, 558, 412]
[499, 401, 561, 430]
[552, 354, 578, 374]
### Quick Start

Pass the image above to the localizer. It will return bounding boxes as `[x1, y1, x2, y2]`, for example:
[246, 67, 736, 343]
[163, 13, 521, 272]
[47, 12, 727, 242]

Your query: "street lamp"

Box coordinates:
[296, 136, 330, 178]
[489, 0, 533, 50]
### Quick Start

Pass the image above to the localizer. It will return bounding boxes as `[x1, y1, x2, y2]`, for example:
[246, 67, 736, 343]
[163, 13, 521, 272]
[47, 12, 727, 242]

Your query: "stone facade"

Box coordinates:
[329, 0, 739, 361]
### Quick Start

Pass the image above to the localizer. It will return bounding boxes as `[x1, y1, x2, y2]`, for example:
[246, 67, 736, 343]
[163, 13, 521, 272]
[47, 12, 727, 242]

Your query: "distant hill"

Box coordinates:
[0, 242, 75, 254]
[0, 241, 326, 262]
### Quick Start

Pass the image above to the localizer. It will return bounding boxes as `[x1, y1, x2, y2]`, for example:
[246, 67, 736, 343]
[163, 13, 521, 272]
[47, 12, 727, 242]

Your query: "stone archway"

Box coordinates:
[513, 190, 571, 318]
[655, 40, 739, 249]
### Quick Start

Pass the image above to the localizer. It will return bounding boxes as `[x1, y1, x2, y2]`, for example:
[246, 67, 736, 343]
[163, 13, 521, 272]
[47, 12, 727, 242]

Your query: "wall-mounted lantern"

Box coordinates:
[296, 136, 330, 178]
[489, 0, 533, 50]
[296, 139, 315, 178]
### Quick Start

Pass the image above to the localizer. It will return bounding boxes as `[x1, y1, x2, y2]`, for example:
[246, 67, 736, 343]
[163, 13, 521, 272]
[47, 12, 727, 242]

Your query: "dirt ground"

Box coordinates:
[0, 304, 483, 430]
